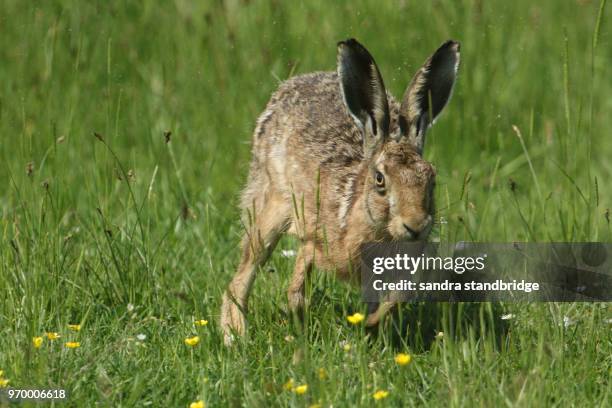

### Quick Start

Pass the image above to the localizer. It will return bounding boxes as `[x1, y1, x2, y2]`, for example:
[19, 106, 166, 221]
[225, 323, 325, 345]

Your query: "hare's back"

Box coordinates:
[262, 72, 364, 165]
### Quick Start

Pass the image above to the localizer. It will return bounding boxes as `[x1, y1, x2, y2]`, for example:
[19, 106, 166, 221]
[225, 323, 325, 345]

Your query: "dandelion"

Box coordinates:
[283, 378, 295, 391]
[284, 335, 295, 343]
[33, 336, 44, 349]
[294, 384, 308, 395]
[184, 336, 200, 346]
[0, 370, 3, 377]
[373, 390, 389, 400]
[394, 353, 412, 366]
[318, 367, 327, 380]
[65, 342, 80, 349]
[435, 331, 444, 340]
[189, 400, 205, 408]
[68, 324, 81, 331]
[46, 332, 60, 340]
[127, 303, 135, 312]
[0, 378, 9, 388]
[194, 320, 208, 327]
[347, 312, 365, 325]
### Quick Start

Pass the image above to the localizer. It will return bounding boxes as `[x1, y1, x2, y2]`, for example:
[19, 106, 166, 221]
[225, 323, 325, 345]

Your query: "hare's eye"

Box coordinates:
[375, 171, 385, 188]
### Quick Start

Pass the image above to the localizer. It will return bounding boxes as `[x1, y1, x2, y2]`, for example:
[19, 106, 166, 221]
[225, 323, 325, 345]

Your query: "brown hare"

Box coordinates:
[221, 38, 460, 344]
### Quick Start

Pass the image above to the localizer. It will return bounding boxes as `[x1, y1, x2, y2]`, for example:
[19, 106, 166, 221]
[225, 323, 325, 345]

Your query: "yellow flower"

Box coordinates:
[33, 336, 44, 349]
[184, 336, 200, 346]
[0, 378, 10, 388]
[373, 390, 389, 400]
[0, 370, 3, 377]
[194, 320, 208, 327]
[347, 312, 365, 325]
[394, 353, 412, 366]
[318, 367, 327, 380]
[343, 343, 351, 352]
[68, 324, 81, 332]
[435, 331, 444, 340]
[283, 378, 294, 391]
[65, 342, 80, 349]
[309, 404, 322, 408]
[46, 332, 60, 340]
[294, 384, 308, 395]
[189, 400, 205, 408]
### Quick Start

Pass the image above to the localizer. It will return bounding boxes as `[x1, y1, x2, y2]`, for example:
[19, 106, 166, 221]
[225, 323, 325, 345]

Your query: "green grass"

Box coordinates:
[1, 0, 611, 406]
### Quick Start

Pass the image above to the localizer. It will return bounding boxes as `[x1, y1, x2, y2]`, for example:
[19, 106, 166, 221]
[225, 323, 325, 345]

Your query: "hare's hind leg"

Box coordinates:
[221, 194, 289, 345]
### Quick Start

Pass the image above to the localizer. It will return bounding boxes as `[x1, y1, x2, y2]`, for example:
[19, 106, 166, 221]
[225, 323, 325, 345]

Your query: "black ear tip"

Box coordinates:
[441, 40, 461, 53]
[337, 38, 365, 53]
[338, 38, 359, 47]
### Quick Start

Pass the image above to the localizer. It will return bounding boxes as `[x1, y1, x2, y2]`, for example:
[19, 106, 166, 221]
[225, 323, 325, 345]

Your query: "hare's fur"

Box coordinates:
[221, 40, 459, 344]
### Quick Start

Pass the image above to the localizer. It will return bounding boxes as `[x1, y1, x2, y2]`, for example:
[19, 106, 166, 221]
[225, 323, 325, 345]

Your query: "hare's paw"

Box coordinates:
[365, 312, 382, 327]
[365, 301, 396, 327]
[220, 293, 247, 346]
[287, 288, 305, 313]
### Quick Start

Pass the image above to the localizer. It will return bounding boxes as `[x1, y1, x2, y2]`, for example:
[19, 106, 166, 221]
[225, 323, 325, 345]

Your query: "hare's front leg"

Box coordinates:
[220, 196, 289, 345]
[287, 242, 316, 323]
[366, 288, 405, 327]
[365, 301, 396, 327]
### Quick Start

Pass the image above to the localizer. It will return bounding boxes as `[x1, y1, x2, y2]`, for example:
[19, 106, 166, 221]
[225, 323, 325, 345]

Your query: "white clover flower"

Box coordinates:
[281, 250, 297, 258]
[563, 315, 576, 327]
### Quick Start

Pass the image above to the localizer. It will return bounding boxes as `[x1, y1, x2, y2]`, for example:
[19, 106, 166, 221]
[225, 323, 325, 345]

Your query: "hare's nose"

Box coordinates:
[403, 224, 419, 238]
[403, 215, 432, 239]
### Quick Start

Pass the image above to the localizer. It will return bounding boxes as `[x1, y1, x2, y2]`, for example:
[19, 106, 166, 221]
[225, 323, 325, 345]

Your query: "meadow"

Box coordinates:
[0, 0, 611, 406]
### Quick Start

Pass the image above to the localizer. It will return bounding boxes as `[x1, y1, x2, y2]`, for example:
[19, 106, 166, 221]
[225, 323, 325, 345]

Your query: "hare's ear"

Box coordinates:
[399, 40, 460, 154]
[337, 39, 390, 157]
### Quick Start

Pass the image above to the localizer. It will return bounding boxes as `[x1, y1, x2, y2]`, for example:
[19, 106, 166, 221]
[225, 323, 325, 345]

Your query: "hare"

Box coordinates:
[220, 38, 460, 344]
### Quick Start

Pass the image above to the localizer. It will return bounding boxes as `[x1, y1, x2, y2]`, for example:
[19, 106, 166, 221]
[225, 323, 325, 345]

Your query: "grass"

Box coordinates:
[0, 0, 611, 406]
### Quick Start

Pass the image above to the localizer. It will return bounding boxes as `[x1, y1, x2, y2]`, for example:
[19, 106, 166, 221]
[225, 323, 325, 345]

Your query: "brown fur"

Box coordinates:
[220, 40, 460, 344]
